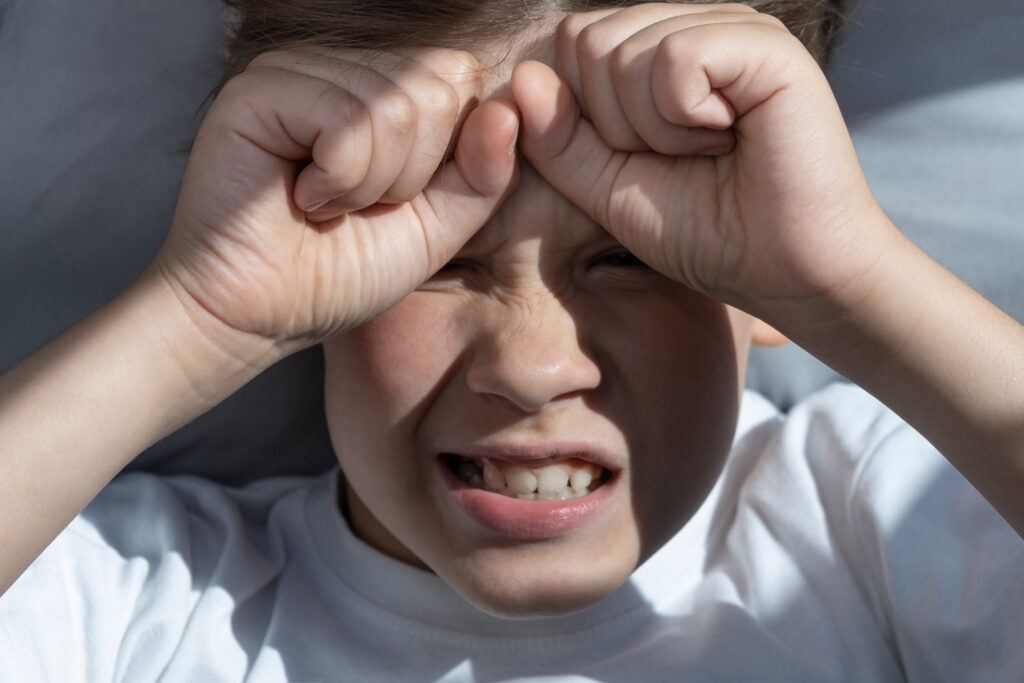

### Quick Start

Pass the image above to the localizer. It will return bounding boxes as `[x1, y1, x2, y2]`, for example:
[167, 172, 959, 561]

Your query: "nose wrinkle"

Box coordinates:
[466, 296, 600, 412]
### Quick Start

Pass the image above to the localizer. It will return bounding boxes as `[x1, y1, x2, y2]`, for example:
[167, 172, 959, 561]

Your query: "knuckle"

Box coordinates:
[760, 13, 790, 33]
[556, 13, 589, 47]
[430, 79, 461, 125]
[377, 89, 418, 135]
[438, 49, 480, 79]
[213, 72, 267, 115]
[246, 49, 306, 73]
[659, 30, 701, 63]
[216, 72, 249, 102]
[719, 3, 760, 13]
[608, 42, 639, 82]
[575, 23, 608, 62]
[246, 51, 278, 71]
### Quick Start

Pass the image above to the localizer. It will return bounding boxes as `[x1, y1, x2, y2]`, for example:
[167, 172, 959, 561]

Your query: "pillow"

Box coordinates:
[1, 0, 1020, 481]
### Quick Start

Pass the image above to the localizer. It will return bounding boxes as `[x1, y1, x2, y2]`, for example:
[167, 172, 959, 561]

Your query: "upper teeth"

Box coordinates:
[453, 457, 603, 500]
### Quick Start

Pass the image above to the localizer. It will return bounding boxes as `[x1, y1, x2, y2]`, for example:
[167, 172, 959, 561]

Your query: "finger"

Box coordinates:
[553, 7, 633, 147]
[308, 98, 518, 329]
[512, 60, 625, 231]
[514, 59, 704, 283]
[212, 66, 375, 214]
[411, 98, 521, 273]
[555, 3, 758, 151]
[253, 49, 483, 218]
[609, 14, 791, 153]
[239, 54, 413, 216]
[649, 18, 817, 129]
[374, 49, 483, 202]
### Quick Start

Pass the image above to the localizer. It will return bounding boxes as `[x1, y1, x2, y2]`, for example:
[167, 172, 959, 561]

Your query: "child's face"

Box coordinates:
[322, 161, 759, 617]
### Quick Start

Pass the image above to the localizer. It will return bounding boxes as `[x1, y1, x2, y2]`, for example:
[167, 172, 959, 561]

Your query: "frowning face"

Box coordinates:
[322, 164, 757, 617]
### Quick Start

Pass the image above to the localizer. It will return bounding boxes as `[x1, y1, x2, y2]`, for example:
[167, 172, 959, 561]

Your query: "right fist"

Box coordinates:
[154, 48, 519, 361]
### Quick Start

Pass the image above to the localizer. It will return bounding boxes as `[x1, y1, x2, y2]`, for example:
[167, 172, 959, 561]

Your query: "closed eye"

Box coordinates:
[433, 258, 474, 276]
[594, 249, 648, 269]
[418, 257, 481, 292]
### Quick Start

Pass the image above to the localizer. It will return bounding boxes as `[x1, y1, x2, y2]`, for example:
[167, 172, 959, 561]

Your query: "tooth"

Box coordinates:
[457, 460, 482, 487]
[536, 465, 570, 499]
[505, 466, 537, 495]
[569, 467, 593, 492]
[482, 460, 505, 491]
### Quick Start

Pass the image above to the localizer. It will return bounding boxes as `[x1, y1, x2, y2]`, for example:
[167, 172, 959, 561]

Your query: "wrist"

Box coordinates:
[137, 265, 284, 414]
[0, 266, 283, 590]
[746, 207, 905, 362]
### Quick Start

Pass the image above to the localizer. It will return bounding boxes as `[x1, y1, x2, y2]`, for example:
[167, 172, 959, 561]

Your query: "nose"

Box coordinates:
[465, 293, 602, 412]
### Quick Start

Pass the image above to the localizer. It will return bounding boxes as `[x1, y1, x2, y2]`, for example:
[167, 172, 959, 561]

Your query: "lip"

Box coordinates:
[437, 454, 621, 540]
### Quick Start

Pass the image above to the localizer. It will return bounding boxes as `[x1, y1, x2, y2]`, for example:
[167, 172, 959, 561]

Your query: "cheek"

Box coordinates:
[322, 294, 463, 504]
[596, 291, 740, 419]
[324, 294, 458, 426]
[591, 292, 742, 557]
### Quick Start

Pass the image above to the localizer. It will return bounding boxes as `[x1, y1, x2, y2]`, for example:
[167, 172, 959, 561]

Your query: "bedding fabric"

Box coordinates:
[3, 384, 1022, 681]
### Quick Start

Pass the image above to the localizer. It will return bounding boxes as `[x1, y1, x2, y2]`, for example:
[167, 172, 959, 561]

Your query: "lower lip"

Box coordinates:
[438, 460, 619, 539]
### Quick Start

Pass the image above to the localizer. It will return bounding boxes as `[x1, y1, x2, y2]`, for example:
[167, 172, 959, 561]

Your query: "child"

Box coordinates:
[2, 0, 1022, 680]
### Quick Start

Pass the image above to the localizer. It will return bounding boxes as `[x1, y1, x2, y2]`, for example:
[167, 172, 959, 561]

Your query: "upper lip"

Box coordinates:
[439, 440, 621, 472]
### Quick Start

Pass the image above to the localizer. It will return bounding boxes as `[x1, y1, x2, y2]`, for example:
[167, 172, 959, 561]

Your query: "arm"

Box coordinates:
[0, 270, 263, 594]
[797, 228, 1024, 535]
[512, 4, 1024, 536]
[0, 47, 519, 595]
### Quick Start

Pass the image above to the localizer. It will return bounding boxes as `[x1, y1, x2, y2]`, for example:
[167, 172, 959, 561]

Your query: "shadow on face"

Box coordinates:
[320, 163, 760, 617]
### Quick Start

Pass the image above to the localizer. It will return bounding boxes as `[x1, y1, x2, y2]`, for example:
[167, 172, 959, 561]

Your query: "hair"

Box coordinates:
[221, 0, 846, 80]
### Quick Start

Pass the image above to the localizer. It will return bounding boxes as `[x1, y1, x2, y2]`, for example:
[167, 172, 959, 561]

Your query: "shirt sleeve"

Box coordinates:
[0, 472, 299, 682]
[0, 474, 200, 680]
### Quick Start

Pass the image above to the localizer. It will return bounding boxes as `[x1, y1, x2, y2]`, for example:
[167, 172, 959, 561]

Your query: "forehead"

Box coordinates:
[460, 163, 614, 256]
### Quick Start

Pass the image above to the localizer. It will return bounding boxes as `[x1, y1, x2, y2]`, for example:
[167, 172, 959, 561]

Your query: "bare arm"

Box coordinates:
[795, 225, 1024, 535]
[0, 270, 264, 593]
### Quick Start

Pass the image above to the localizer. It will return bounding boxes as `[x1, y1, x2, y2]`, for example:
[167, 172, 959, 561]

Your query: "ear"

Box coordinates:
[751, 319, 788, 347]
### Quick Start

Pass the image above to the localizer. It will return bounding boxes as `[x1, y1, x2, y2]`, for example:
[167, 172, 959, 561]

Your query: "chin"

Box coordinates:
[438, 543, 638, 619]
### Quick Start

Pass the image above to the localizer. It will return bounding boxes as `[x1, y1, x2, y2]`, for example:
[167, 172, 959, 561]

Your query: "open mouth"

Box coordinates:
[443, 454, 611, 501]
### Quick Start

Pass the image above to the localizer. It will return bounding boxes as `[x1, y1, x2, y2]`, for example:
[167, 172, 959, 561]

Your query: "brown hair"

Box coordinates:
[221, 0, 845, 79]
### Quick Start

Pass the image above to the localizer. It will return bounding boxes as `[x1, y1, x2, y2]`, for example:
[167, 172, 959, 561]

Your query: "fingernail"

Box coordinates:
[508, 120, 520, 157]
[305, 199, 329, 212]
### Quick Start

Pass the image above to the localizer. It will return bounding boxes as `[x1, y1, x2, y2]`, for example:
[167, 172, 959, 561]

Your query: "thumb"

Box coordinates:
[512, 60, 720, 291]
[412, 98, 520, 272]
[511, 60, 624, 231]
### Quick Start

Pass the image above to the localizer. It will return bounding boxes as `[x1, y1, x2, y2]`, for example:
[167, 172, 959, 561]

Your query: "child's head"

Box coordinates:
[223, 0, 835, 618]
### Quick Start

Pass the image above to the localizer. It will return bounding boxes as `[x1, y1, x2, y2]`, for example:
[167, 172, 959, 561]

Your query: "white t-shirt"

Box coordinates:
[2, 384, 1022, 682]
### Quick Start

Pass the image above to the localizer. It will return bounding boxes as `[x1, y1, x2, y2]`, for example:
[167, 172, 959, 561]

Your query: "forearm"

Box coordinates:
[0, 269, 272, 594]
[790, 221, 1024, 536]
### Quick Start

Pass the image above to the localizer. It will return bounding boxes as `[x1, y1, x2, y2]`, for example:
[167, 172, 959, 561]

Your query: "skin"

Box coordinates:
[1, 3, 1022, 610]
[312, 9, 784, 615]
[325, 165, 773, 616]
